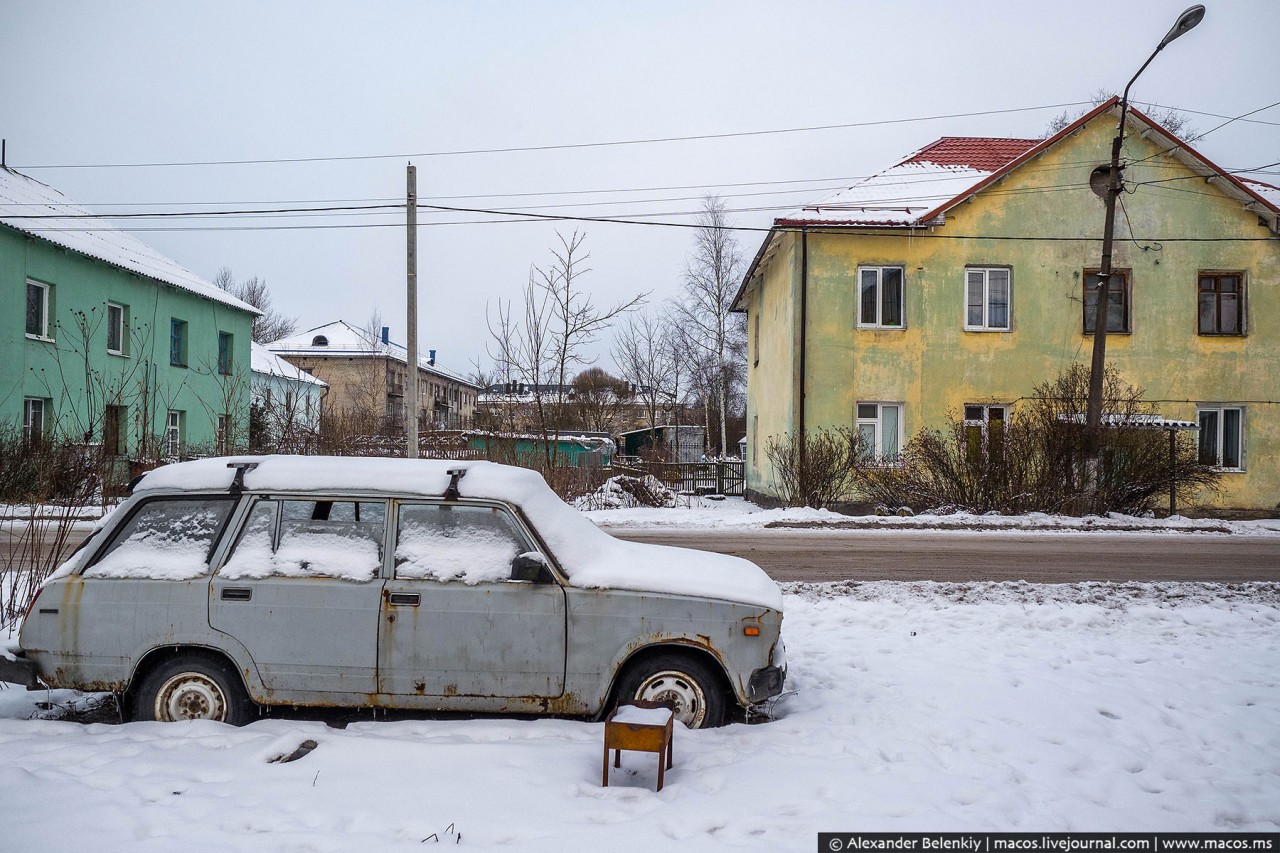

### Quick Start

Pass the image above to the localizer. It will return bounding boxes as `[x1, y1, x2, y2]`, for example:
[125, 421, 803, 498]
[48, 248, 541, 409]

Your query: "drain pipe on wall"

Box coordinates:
[798, 228, 808, 502]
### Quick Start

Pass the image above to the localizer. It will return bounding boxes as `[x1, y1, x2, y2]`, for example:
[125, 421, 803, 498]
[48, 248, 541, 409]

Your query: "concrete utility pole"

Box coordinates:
[406, 163, 419, 458]
[1084, 5, 1204, 467]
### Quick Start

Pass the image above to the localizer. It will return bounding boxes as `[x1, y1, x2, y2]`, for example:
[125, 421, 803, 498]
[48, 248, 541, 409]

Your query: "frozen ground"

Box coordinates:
[582, 496, 1280, 535]
[2, 581, 1277, 850]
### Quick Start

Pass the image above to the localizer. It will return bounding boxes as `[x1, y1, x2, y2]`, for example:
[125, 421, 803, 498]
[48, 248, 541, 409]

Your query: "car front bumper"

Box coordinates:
[0, 652, 39, 690]
[746, 664, 785, 703]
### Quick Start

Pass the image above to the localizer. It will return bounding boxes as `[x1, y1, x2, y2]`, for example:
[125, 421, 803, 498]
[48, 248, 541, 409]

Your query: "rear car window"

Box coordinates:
[221, 498, 386, 582]
[394, 503, 533, 584]
[84, 497, 236, 580]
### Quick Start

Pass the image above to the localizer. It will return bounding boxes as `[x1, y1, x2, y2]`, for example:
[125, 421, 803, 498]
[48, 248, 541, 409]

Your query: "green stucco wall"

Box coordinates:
[1, 225, 255, 455]
[744, 113, 1279, 511]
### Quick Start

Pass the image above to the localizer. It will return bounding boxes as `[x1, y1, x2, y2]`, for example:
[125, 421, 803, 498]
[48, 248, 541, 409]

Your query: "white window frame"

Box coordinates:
[165, 410, 182, 458]
[856, 266, 906, 329]
[1197, 405, 1245, 472]
[106, 302, 125, 355]
[856, 402, 903, 464]
[23, 398, 46, 439]
[26, 279, 51, 340]
[964, 267, 1012, 332]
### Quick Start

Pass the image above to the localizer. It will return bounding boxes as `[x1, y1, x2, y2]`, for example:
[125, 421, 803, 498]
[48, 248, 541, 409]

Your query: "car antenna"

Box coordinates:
[444, 467, 467, 501]
[227, 461, 260, 494]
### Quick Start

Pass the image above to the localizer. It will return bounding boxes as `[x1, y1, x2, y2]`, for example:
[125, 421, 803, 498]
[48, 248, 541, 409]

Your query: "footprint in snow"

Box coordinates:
[1097, 709, 1121, 720]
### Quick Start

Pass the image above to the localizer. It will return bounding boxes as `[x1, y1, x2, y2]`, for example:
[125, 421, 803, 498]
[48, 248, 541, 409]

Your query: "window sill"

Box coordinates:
[962, 327, 1011, 333]
[1197, 333, 1247, 338]
[170, 363, 188, 369]
[25, 334, 55, 344]
[1083, 330, 1132, 336]
[108, 349, 128, 358]
[856, 325, 907, 332]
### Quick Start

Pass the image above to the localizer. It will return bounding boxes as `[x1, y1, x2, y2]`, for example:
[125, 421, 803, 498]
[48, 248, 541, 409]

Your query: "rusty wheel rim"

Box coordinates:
[154, 672, 227, 722]
[635, 670, 705, 728]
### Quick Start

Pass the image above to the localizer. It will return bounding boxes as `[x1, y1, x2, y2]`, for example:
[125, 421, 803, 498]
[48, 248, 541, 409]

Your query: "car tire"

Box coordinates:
[616, 652, 727, 730]
[132, 654, 256, 725]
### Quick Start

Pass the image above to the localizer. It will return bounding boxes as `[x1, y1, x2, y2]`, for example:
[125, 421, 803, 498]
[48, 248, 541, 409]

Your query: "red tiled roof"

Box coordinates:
[902, 137, 1042, 172]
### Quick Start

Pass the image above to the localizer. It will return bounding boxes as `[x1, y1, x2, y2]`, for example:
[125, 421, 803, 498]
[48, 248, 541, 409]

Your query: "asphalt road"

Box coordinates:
[3, 525, 1278, 584]
[608, 528, 1280, 583]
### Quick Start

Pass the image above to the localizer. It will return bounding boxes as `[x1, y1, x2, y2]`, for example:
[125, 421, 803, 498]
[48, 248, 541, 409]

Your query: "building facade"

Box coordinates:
[250, 342, 327, 451]
[268, 321, 480, 431]
[733, 101, 1280, 512]
[1, 167, 257, 461]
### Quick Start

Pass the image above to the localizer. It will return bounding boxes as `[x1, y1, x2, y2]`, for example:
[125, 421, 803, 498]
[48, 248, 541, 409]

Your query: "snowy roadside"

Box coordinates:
[582, 496, 1280, 536]
[1, 580, 1277, 849]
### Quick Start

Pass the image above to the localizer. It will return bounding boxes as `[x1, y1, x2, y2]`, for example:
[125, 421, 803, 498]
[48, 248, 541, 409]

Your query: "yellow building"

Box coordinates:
[732, 99, 1280, 513]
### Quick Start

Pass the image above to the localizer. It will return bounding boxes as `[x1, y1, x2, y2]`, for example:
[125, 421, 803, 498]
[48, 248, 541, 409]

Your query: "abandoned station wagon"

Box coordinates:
[2, 457, 785, 729]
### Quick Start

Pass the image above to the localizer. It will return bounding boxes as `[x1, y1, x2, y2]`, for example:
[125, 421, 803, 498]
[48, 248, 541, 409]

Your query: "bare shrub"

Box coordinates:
[764, 427, 865, 509]
[856, 365, 1221, 516]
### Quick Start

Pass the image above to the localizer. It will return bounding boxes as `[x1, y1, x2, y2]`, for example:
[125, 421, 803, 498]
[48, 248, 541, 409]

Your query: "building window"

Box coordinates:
[1198, 273, 1244, 335]
[1083, 270, 1130, 334]
[23, 398, 46, 440]
[26, 280, 51, 339]
[858, 266, 904, 329]
[170, 319, 188, 367]
[856, 402, 902, 463]
[165, 410, 183, 457]
[1198, 406, 1244, 470]
[103, 405, 125, 455]
[964, 404, 1006, 464]
[217, 332, 233, 375]
[107, 303, 126, 355]
[965, 267, 1011, 331]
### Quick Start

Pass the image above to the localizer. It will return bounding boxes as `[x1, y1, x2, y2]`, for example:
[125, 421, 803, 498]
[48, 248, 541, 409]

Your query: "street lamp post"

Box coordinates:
[1084, 5, 1205, 467]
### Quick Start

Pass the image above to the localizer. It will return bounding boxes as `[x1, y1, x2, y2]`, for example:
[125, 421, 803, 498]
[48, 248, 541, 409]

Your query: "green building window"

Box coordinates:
[26, 280, 51, 339]
[23, 398, 47, 441]
[170, 319, 188, 367]
[218, 332, 233, 375]
[107, 303, 126, 355]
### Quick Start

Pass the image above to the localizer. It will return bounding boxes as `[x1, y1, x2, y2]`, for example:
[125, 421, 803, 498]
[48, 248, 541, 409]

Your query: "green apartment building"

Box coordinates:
[1, 166, 257, 461]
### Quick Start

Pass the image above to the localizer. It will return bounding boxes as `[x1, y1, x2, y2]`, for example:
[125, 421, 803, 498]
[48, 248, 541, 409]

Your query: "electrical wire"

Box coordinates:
[13, 102, 1095, 170]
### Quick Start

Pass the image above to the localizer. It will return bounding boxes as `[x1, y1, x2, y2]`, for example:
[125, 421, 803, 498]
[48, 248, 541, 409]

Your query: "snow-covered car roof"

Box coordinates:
[132, 456, 783, 610]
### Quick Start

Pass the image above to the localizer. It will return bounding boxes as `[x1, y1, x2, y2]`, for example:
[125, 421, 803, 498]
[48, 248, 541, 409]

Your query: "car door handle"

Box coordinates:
[387, 592, 421, 607]
[221, 587, 252, 602]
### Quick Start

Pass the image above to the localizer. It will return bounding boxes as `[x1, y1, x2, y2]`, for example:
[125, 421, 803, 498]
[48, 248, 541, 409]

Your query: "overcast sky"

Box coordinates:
[4, 1, 1278, 378]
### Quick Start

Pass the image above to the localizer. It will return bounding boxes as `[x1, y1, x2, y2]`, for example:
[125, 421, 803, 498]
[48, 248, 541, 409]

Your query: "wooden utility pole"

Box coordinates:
[406, 163, 419, 458]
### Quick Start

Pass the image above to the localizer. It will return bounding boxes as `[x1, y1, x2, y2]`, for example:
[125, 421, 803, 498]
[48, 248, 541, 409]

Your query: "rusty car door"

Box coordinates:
[209, 497, 387, 699]
[378, 502, 566, 698]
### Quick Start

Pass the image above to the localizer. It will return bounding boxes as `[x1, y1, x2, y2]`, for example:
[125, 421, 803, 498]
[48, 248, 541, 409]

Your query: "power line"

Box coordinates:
[14, 102, 1095, 170]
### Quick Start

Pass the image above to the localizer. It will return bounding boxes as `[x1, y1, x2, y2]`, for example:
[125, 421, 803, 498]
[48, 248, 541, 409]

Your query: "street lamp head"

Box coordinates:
[1159, 5, 1205, 49]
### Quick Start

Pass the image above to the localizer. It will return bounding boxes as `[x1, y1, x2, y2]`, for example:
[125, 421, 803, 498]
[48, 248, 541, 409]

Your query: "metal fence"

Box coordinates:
[618, 460, 745, 496]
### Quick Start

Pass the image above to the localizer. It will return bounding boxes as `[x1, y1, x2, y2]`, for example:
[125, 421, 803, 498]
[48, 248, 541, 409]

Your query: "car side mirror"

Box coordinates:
[510, 552, 552, 583]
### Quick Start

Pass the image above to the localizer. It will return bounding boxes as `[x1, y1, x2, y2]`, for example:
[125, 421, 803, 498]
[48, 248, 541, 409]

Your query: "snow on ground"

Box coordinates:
[582, 496, 1280, 535]
[2, 581, 1277, 850]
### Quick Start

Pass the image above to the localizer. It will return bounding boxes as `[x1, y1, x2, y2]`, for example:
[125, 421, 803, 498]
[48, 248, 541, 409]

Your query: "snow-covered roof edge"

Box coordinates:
[0, 167, 259, 315]
[250, 342, 327, 387]
[267, 320, 481, 389]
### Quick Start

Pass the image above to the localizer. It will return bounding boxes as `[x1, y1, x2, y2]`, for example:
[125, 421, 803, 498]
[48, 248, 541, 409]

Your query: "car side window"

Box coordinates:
[221, 498, 386, 582]
[395, 503, 535, 584]
[84, 497, 236, 580]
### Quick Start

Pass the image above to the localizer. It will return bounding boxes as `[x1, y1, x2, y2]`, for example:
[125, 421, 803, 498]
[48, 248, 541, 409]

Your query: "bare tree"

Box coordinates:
[487, 230, 644, 467]
[674, 196, 745, 457]
[215, 267, 299, 344]
[568, 367, 632, 433]
[612, 310, 676, 435]
[1043, 89, 1196, 139]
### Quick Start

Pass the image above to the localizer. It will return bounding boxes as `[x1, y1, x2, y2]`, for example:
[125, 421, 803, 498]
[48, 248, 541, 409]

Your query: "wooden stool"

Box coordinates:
[602, 700, 675, 791]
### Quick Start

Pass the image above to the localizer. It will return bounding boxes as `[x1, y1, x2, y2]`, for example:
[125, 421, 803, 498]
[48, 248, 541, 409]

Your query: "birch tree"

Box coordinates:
[675, 196, 745, 456]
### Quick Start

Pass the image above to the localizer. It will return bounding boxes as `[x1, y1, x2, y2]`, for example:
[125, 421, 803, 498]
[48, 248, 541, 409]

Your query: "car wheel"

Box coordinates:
[617, 653, 727, 729]
[132, 655, 255, 725]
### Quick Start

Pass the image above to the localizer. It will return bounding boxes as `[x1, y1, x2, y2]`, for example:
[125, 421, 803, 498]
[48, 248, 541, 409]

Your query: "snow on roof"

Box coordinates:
[250, 342, 327, 387]
[1242, 178, 1280, 211]
[777, 137, 1041, 227]
[268, 320, 480, 388]
[0, 167, 258, 314]
[126, 455, 782, 609]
